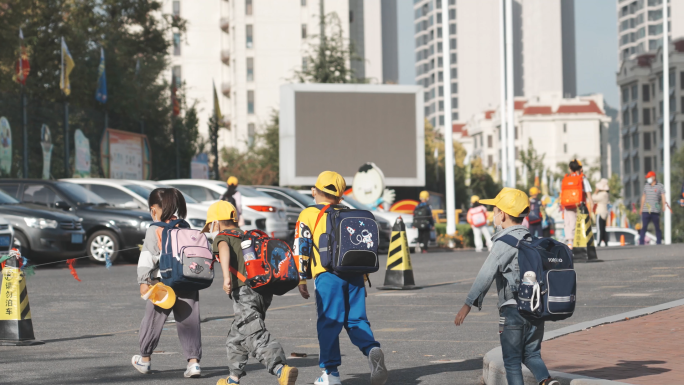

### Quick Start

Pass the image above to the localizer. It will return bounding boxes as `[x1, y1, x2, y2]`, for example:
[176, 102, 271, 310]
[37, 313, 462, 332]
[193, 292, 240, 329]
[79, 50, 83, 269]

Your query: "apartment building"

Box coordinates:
[413, 0, 576, 130]
[616, 40, 684, 205]
[162, 0, 383, 152]
[616, 0, 684, 64]
[464, 92, 609, 181]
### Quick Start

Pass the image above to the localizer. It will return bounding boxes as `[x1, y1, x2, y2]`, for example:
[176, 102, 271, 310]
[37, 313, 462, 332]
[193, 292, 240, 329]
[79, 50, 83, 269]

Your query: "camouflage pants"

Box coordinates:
[227, 286, 287, 379]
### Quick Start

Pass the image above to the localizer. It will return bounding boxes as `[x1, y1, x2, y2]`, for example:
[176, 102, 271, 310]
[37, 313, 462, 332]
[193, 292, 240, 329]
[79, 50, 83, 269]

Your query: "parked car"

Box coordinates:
[595, 227, 656, 246]
[253, 185, 317, 242]
[161, 179, 289, 239]
[0, 180, 153, 263]
[0, 188, 85, 261]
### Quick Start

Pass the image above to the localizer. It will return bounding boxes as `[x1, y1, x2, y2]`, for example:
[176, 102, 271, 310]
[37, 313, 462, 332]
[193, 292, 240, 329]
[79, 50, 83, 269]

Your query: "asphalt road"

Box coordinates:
[1, 245, 683, 385]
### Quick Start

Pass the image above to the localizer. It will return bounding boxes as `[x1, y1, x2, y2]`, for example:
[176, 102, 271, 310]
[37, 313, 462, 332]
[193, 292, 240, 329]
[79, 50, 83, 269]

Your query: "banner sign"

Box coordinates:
[74, 129, 91, 177]
[0, 117, 12, 176]
[191, 153, 209, 179]
[40, 124, 53, 180]
[100, 128, 151, 180]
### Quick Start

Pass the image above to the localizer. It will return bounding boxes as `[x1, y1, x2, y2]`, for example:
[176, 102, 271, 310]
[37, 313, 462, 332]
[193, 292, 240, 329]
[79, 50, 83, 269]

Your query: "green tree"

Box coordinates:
[0, 0, 199, 179]
[607, 173, 623, 202]
[518, 138, 546, 190]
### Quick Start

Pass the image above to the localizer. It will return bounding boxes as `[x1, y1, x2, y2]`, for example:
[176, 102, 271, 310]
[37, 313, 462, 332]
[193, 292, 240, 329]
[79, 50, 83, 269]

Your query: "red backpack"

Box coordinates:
[560, 173, 584, 209]
[219, 229, 300, 296]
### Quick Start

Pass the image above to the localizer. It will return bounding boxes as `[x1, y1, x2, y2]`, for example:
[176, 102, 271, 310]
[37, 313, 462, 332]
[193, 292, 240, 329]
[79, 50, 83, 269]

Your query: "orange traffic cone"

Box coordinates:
[620, 235, 625, 246]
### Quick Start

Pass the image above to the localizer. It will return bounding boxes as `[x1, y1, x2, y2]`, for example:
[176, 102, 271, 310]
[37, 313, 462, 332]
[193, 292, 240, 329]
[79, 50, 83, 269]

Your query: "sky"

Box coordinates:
[396, 0, 619, 107]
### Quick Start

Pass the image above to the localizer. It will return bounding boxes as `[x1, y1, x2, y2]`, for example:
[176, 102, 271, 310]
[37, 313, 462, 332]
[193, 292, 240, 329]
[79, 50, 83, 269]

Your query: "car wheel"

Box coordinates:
[13, 231, 31, 259]
[87, 230, 120, 264]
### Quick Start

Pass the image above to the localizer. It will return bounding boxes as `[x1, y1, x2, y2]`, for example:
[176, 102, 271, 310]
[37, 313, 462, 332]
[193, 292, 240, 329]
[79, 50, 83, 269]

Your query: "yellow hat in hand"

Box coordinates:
[142, 283, 176, 309]
[202, 200, 237, 232]
[479, 187, 530, 217]
[315, 171, 346, 197]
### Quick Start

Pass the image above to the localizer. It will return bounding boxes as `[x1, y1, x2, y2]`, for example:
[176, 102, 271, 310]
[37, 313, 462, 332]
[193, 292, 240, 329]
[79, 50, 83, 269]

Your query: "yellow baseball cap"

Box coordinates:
[529, 186, 539, 196]
[227, 176, 238, 186]
[419, 190, 430, 200]
[479, 187, 530, 217]
[470, 195, 480, 204]
[202, 200, 237, 232]
[315, 171, 346, 197]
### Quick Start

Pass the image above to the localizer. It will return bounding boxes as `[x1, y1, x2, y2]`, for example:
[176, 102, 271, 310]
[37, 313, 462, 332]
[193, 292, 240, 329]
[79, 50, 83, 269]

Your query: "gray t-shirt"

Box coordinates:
[137, 225, 162, 284]
[642, 182, 665, 213]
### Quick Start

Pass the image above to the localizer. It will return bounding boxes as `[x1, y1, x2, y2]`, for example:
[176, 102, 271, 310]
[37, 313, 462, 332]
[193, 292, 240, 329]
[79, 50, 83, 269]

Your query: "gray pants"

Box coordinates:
[139, 290, 202, 361]
[227, 286, 287, 379]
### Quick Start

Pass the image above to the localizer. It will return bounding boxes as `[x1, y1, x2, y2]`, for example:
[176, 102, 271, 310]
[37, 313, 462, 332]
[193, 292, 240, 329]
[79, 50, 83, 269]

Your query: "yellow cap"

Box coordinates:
[419, 190, 430, 200]
[142, 283, 176, 309]
[202, 200, 237, 232]
[315, 171, 346, 197]
[529, 186, 539, 196]
[227, 176, 238, 186]
[470, 195, 480, 204]
[478, 187, 530, 218]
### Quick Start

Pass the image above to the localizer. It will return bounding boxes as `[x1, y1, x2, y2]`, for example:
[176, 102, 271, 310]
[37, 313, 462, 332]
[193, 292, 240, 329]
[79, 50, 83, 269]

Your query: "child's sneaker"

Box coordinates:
[314, 370, 341, 385]
[184, 362, 201, 378]
[368, 347, 388, 385]
[540, 379, 560, 385]
[275, 364, 298, 385]
[131, 355, 150, 374]
[216, 376, 240, 385]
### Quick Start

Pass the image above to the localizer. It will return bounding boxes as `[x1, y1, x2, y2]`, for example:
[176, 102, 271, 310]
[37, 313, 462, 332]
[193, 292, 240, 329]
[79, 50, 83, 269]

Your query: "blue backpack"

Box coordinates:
[312, 204, 380, 274]
[498, 234, 576, 322]
[155, 219, 215, 291]
[528, 199, 542, 224]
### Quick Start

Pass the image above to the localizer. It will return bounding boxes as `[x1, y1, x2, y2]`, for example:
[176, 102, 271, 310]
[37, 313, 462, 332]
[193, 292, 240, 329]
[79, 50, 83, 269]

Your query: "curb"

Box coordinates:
[482, 298, 684, 385]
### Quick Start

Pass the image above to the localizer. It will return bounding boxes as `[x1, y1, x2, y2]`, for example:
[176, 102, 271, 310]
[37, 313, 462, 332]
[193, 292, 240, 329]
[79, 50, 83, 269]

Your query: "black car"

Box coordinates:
[0, 189, 86, 261]
[0, 180, 153, 263]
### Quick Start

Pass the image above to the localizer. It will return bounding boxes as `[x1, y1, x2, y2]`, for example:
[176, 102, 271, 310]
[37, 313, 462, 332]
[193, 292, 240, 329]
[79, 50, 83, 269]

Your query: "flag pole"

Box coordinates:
[22, 85, 28, 178]
[663, 4, 671, 245]
[439, 0, 456, 235]
[64, 100, 69, 178]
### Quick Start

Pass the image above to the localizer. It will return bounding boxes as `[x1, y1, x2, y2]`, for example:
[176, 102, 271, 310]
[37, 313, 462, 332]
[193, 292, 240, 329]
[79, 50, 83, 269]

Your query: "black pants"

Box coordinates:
[418, 228, 431, 251]
[597, 216, 608, 246]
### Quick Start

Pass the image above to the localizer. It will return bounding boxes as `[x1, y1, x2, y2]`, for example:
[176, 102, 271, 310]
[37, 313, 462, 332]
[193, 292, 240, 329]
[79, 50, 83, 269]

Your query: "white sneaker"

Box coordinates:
[131, 355, 150, 374]
[184, 362, 201, 378]
[313, 370, 342, 385]
[368, 347, 388, 385]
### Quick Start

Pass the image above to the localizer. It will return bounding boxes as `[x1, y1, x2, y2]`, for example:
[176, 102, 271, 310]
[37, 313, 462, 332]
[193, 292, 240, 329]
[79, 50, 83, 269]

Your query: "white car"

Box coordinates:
[161, 179, 289, 239]
[596, 226, 657, 246]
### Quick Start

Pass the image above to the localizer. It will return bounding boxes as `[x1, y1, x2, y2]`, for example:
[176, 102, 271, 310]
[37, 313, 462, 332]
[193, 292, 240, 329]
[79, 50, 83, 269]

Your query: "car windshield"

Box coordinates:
[0, 190, 18, 205]
[237, 186, 273, 198]
[56, 182, 107, 205]
[281, 188, 315, 206]
[123, 184, 199, 204]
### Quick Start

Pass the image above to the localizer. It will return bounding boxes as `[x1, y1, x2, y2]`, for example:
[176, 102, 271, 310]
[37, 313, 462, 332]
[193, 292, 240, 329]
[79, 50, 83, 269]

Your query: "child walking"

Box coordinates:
[207, 201, 298, 385]
[132, 188, 202, 378]
[294, 171, 388, 385]
[454, 188, 559, 385]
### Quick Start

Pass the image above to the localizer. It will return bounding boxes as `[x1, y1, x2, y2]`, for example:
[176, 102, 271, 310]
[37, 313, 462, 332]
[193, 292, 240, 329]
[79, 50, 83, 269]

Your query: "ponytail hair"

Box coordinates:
[148, 188, 187, 221]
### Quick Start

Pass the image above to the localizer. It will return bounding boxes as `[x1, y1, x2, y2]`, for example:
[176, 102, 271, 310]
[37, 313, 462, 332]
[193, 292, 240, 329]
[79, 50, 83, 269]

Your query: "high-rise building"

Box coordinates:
[162, 0, 384, 153]
[616, 0, 684, 64]
[412, 0, 576, 128]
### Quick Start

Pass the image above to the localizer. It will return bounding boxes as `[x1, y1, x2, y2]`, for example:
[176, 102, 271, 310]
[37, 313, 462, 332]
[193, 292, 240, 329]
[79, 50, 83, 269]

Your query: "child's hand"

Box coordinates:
[140, 283, 150, 296]
[298, 283, 310, 299]
[454, 304, 471, 326]
[223, 278, 232, 295]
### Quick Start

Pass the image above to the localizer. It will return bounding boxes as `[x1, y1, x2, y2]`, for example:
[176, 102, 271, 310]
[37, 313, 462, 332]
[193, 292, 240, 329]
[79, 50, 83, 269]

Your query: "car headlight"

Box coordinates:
[24, 217, 59, 229]
[188, 218, 205, 228]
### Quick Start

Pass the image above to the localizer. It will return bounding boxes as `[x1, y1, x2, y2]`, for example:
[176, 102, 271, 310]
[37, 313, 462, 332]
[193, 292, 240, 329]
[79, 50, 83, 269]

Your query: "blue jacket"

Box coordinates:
[465, 225, 529, 310]
[413, 202, 434, 225]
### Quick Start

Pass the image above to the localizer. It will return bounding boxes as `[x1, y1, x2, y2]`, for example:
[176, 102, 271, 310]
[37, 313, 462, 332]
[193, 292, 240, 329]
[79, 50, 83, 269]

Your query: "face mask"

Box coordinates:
[647, 177, 654, 184]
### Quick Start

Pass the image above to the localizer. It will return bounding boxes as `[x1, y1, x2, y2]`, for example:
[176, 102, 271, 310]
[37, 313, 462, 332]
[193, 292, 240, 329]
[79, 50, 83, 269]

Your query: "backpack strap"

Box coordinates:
[313, 204, 331, 234]
[228, 266, 247, 282]
[497, 234, 520, 248]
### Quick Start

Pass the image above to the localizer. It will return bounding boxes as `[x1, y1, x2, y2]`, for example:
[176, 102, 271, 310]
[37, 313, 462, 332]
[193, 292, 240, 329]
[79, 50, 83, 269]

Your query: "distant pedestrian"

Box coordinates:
[221, 176, 244, 226]
[560, 159, 594, 248]
[132, 188, 202, 378]
[593, 178, 610, 247]
[413, 191, 435, 253]
[527, 187, 543, 238]
[454, 188, 560, 385]
[639, 171, 671, 245]
[466, 195, 492, 252]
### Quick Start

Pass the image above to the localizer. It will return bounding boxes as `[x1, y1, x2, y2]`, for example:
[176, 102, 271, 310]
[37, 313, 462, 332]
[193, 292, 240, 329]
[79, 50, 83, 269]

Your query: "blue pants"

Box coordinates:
[640, 212, 662, 245]
[314, 272, 380, 372]
[528, 222, 542, 238]
[499, 305, 549, 385]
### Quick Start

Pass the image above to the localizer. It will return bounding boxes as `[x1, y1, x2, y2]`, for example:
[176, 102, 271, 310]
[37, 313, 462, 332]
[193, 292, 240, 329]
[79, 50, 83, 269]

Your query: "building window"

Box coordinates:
[248, 123, 256, 147]
[625, 181, 631, 198]
[450, 38, 457, 50]
[563, 123, 567, 133]
[452, 97, 458, 108]
[172, 65, 181, 87]
[643, 108, 651, 125]
[246, 0, 253, 15]
[632, 132, 639, 149]
[644, 132, 651, 150]
[246, 25, 253, 48]
[452, 112, 458, 120]
[439, 116, 444, 125]
[623, 109, 630, 126]
[449, 9, 456, 20]
[450, 23, 456, 35]
[488, 135, 492, 148]
[450, 67, 457, 79]
[623, 135, 630, 150]
[247, 90, 254, 114]
[631, 107, 638, 124]
[172, 0, 180, 16]
[488, 155, 493, 167]
[173, 33, 181, 56]
[301, 0, 306, 5]
[631, 84, 638, 100]
[622, 86, 629, 103]
[642, 84, 650, 102]
[246, 58, 254, 82]
[681, 71, 684, 90]
[682, 122, 684, 140]
[681, 96, 684, 113]
[515, 126, 518, 140]
[645, 156, 652, 173]
[439, 101, 444, 111]
[438, 86, 443, 96]
[301, 24, 307, 38]
[564, 143, 567, 153]
[452, 82, 458, 93]
[633, 180, 640, 198]
[451, 53, 457, 63]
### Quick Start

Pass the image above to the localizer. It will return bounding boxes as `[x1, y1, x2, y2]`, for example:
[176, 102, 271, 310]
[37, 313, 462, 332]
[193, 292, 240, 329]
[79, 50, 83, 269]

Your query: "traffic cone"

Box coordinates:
[620, 234, 625, 246]
[0, 255, 43, 346]
[572, 203, 600, 263]
[378, 217, 421, 290]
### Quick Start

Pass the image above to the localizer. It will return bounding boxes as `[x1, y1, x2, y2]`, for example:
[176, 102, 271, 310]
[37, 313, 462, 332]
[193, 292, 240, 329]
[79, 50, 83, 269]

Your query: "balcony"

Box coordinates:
[221, 50, 230, 64]
[221, 82, 231, 97]
[220, 18, 229, 32]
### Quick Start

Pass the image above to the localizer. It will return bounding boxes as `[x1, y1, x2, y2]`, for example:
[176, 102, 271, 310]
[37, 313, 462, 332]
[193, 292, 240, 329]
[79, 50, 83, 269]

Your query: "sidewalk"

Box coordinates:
[542, 305, 684, 384]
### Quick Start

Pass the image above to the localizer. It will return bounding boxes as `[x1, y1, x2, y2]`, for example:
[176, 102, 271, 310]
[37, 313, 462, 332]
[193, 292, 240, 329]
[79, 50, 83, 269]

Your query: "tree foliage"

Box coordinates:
[0, 0, 199, 179]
